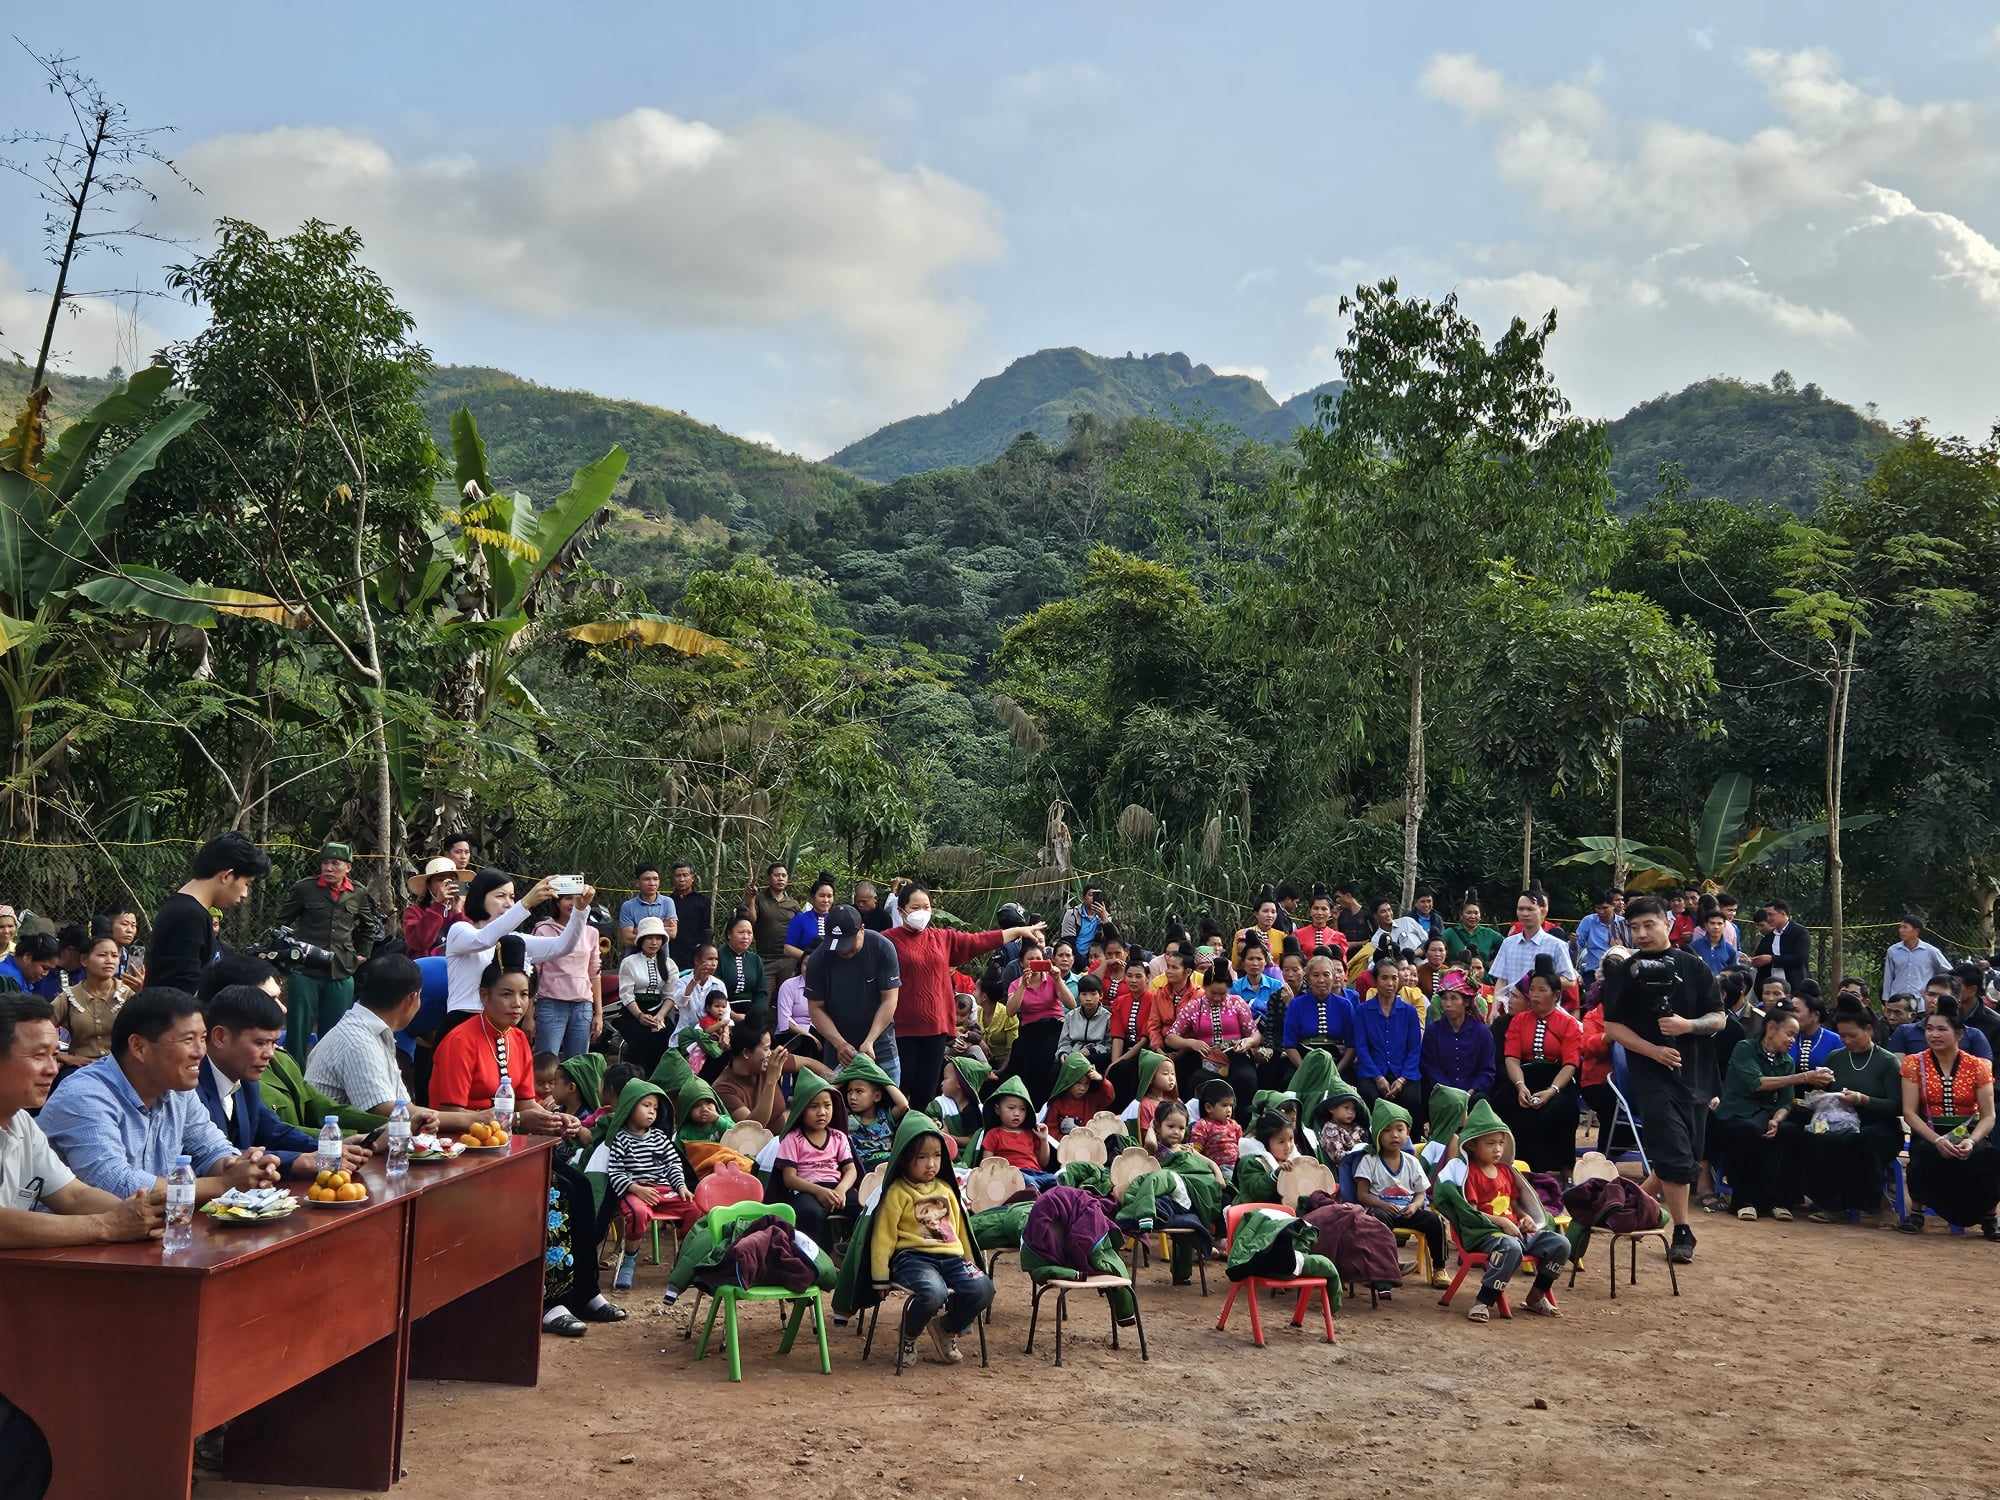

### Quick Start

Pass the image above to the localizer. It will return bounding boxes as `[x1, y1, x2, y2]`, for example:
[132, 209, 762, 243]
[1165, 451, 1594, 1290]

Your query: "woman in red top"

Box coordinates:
[1497, 960, 1583, 1179]
[428, 936, 570, 1136]
[1293, 889, 1349, 964]
[1107, 958, 1173, 1066]
[1899, 1006, 1999, 1234]
[886, 884, 1043, 1109]
[401, 857, 461, 959]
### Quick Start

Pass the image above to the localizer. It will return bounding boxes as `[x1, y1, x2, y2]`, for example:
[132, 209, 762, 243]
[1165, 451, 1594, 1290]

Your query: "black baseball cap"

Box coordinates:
[824, 904, 865, 951]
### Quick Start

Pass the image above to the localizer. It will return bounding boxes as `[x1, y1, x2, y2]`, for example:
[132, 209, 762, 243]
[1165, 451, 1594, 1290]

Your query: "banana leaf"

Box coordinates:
[565, 614, 741, 662]
[1694, 772, 1752, 879]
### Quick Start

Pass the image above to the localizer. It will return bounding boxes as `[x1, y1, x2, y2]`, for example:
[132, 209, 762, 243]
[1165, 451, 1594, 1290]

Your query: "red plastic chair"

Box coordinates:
[1214, 1202, 1335, 1347]
[1437, 1219, 1557, 1319]
[693, 1166, 763, 1215]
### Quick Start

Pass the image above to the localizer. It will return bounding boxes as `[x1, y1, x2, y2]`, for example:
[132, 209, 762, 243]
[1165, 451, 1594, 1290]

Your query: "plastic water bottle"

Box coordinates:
[492, 1074, 515, 1137]
[164, 1156, 196, 1252]
[385, 1099, 412, 1178]
[317, 1115, 343, 1176]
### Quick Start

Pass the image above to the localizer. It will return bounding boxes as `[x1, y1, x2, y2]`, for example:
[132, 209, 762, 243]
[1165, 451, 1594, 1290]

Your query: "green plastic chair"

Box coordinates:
[691, 1201, 832, 1383]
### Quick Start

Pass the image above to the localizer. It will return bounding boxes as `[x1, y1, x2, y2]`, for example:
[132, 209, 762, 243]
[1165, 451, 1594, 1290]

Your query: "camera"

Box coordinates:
[1618, 951, 1680, 1014]
[254, 925, 335, 975]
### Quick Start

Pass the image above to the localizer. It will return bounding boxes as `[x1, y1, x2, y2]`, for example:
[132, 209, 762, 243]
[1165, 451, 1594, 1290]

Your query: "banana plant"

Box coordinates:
[0, 366, 294, 832]
[1557, 771, 1878, 892]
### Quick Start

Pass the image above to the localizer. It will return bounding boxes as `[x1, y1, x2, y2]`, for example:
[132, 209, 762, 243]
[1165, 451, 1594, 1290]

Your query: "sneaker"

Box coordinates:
[1669, 1226, 1696, 1264]
[1771, 1207, 1793, 1223]
[898, 1337, 920, 1366]
[612, 1252, 638, 1291]
[927, 1322, 963, 1364]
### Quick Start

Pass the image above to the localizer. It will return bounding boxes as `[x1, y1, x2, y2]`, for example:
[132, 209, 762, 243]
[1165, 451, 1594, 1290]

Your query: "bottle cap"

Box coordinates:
[324, 1115, 338, 1126]
[174, 1154, 191, 1166]
[395, 1098, 408, 1109]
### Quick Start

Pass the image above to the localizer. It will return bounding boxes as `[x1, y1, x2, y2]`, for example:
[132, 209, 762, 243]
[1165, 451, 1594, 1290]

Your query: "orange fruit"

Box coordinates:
[458, 1133, 479, 1147]
[339, 1183, 366, 1202]
[328, 1171, 349, 1189]
[314, 1170, 334, 1188]
[307, 1185, 327, 1202]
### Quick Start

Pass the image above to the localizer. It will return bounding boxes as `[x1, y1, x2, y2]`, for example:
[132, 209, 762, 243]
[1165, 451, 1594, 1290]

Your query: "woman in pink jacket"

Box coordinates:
[533, 893, 603, 1058]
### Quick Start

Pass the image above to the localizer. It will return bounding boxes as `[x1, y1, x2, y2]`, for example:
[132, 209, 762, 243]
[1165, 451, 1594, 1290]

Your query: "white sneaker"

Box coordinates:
[927, 1322, 963, 1364]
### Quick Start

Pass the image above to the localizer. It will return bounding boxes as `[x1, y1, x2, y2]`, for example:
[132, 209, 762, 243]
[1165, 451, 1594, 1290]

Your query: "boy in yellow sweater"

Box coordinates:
[867, 1113, 993, 1365]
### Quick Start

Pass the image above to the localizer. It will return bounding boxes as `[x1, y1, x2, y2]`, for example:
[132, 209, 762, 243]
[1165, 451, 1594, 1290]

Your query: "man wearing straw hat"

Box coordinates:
[275, 840, 376, 1060]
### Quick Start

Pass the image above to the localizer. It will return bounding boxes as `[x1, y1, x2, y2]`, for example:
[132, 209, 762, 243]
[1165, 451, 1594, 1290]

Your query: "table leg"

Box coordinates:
[222, 1329, 404, 1491]
[408, 1257, 544, 1386]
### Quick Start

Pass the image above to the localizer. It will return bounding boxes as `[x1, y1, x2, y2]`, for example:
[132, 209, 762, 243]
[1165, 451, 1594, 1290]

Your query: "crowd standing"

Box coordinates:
[2, 836, 1996, 1473]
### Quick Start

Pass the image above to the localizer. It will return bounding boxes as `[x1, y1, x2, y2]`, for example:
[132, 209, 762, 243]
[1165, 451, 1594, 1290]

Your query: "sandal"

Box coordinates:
[1806, 1210, 1840, 1225]
[542, 1310, 588, 1338]
[1771, 1207, 1793, 1222]
[1698, 1193, 1727, 1212]
[1896, 1216, 1924, 1234]
[1466, 1303, 1490, 1324]
[579, 1299, 629, 1323]
[1736, 1206, 1758, 1221]
[1522, 1294, 1562, 1318]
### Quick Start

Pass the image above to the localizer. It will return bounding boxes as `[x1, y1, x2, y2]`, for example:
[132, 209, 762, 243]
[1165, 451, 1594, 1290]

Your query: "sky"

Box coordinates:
[3, 4, 1998, 459]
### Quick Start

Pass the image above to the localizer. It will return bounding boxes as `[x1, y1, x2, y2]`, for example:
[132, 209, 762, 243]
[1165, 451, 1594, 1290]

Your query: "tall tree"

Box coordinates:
[1275, 279, 1615, 907]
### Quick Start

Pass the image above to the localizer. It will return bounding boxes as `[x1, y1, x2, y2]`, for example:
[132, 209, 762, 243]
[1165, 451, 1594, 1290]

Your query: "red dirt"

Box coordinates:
[199, 1213, 1998, 1500]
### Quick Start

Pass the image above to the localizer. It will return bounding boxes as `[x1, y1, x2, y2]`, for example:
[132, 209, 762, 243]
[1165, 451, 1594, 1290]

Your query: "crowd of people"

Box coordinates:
[3, 833, 1996, 1406]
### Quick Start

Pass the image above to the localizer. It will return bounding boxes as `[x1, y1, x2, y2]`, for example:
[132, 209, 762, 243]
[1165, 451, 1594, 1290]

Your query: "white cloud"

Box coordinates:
[159, 110, 1003, 408]
[1000, 63, 1106, 99]
[1847, 182, 2000, 308]
[1690, 27, 1715, 52]
[1459, 269, 1593, 315]
[1678, 276, 1855, 338]
[1234, 267, 1274, 294]
[1212, 363, 1270, 386]
[0, 255, 169, 379]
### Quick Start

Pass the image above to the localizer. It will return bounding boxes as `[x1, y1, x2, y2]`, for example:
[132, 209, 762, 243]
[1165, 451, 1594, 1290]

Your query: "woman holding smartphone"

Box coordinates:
[1004, 936, 1071, 1106]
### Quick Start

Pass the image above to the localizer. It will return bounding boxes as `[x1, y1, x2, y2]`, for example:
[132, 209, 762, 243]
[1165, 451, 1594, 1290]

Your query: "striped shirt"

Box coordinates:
[1490, 930, 1577, 991]
[605, 1127, 688, 1197]
[305, 1004, 406, 1113]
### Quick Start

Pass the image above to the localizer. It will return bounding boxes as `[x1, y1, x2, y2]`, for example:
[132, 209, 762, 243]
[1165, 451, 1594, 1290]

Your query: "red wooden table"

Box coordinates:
[0, 1136, 555, 1500]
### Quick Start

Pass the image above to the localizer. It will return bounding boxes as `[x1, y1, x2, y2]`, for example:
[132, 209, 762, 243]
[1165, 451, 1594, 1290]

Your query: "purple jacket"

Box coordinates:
[1420, 1013, 1496, 1096]
[1023, 1185, 1116, 1273]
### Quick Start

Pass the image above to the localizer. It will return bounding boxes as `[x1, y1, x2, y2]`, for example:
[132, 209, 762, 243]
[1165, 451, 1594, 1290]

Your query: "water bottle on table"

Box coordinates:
[318, 1115, 343, 1176]
[386, 1098, 412, 1178]
[164, 1155, 195, 1252]
[492, 1074, 515, 1138]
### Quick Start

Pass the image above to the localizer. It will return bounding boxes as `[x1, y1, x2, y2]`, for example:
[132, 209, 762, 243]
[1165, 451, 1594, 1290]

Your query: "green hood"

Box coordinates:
[944, 1053, 992, 1101]
[1457, 1097, 1514, 1160]
[981, 1074, 1035, 1130]
[650, 1045, 695, 1099]
[1295, 1048, 1362, 1127]
[559, 1052, 608, 1112]
[1051, 1051, 1095, 1099]
[608, 1078, 669, 1139]
[885, 1109, 955, 1181]
[671, 1025, 724, 1063]
[672, 1076, 725, 1133]
[1249, 1088, 1297, 1125]
[1129, 1048, 1169, 1103]
[1367, 1096, 1413, 1152]
[1425, 1085, 1469, 1146]
[781, 1072, 849, 1137]
[833, 1052, 894, 1092]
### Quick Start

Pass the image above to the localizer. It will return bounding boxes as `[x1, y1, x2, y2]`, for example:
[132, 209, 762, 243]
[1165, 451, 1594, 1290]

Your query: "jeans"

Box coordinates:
[1477, 1226, 1571, 1302]
[870, 1027, 901, 1086]
[534, 997, 594, 1059]
[889, 1248, 993, 1337]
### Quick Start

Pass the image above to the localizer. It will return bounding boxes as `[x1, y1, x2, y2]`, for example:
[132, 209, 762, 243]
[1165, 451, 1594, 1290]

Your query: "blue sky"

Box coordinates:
[4, 4, 1998, 457]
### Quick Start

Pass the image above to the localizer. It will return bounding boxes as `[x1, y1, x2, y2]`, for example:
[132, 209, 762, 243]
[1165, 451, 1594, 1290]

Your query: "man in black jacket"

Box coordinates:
[1752, 899, 1811, 992]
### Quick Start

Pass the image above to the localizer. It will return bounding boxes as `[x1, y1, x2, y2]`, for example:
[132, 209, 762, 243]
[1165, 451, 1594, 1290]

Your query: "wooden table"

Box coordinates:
[0, 1136, 554, 1500]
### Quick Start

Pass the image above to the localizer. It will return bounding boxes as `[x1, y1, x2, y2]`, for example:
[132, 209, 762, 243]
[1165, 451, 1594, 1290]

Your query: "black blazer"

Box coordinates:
[1756, 921, 1811, 992]
[198, 1058, 315, 1171]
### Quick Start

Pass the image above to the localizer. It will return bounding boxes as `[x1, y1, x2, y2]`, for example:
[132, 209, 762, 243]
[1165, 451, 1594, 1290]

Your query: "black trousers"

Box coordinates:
[1010, 1018, 1063, 1107]
[779, 1180, 861, 1246]
[1357, 1074, 1430, 1136]
[1718, 1116, 1801, 1214]
[1799, 1121, 1901, 1214]
[549, 1159, 603, 1314]
[897, 1032, 950, 1111]
[1366, 1204, 1446, 1269]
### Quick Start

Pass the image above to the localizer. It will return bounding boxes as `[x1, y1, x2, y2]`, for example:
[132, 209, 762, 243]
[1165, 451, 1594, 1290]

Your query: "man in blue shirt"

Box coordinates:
[1571, 891, 1630, 981]
[39, 988, 281, 1202]
[1688, 911, 1740, 977]
[616, 862, 676, 955]
[1282, 954, 1357, 1072]
[1354, 955, 1426, 1130]
[0, 933, 57, 996]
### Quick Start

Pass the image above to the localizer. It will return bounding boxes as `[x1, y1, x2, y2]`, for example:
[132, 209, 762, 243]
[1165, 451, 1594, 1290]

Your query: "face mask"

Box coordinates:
[904, 908, 933, 932]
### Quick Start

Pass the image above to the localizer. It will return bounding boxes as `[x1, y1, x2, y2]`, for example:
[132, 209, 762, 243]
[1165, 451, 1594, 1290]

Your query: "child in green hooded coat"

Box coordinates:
[1043, 1051, 1114, 1137]
[1352, 1097, 1448, 1289]
[924, 1053, 991, 1153]
[1433, 1097, 1569, 1322]
[605, 1078, 693, 1290]
[976, 1076, 1056, 1185]
[836, 1053, 909, 1175]
[773, 1074, 859, 1246]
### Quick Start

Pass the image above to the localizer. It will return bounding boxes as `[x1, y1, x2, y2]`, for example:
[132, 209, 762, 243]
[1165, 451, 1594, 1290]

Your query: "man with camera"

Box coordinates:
[1600, 893, 1726, 1265]
[274, 840, 378, 1061]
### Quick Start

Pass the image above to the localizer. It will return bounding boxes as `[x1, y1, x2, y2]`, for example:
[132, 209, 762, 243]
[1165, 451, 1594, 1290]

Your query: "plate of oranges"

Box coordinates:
[306, 1168, 369, 1206]
[457, 1121, 511, 1152]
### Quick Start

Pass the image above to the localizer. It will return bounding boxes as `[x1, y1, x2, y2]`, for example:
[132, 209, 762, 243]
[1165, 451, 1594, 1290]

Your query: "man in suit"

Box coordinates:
[1751, 898, 1812, 993]
[199, 983, 370, 1181]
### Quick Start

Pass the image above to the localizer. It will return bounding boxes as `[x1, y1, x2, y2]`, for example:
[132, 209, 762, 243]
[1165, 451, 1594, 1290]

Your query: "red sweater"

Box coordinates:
[887, 926, 1004, 1038]
[429, 1013, 537, 1111]
[1044, 1080, 1114, 1135]
[981, 1125, 1044, 1173]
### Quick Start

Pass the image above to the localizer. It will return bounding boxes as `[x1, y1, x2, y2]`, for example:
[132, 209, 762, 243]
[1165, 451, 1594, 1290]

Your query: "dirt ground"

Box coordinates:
[201, 1210, 1998, 1500]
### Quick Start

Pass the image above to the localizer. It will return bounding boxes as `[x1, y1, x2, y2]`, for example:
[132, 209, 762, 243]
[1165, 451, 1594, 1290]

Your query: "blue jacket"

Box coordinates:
[198, 1058, 317, 1172]
[1231, 971, 1286, 1018]
[1420, 1013, 1496, 1096]
[1283, 986, 1357, 1054]
[1354, 996, 1424, 1082]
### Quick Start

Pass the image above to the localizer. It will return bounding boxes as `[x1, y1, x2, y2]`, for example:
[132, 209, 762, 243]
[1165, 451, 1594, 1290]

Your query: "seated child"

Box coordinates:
[1311, 1080, 1368, 1165]
[673, 1077, 749, 1178]
[1151, 1098, 1191, 1160]
[1057, 975, 1113, 1073]
[1118, 1048, 1180, 1150]
[1434, 1099, 1570, 1322]
[1043, 1052, 1115, 1136]
[604, 1079, 694, 1290]
[539, 1051, 607, 1168]
[774, 1075, 858, 1245]
[1232, 1108, 1302, 1205]
[1420, 1085, 1469, 1178]
[926, 1054, 991, 1153]
[836, 1054, 909, 1176]
[869, 1116, 995, 1366]
[1189, 1078, 1243, 1178]
[1351, 1098, 1448, 1291]
[979, 1076, 1056, 1187]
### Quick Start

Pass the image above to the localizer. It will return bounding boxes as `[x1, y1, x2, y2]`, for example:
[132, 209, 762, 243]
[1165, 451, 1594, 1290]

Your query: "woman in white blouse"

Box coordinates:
[444, 869, 592, 1025]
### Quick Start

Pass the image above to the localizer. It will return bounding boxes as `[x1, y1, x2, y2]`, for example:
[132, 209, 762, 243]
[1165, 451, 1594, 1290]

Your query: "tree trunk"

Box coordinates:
[1825, 630, 1856, 985]
[31, 114, 106, 391]
[1612, 735, 1628, 890]
[1520, 794, 1534, 892]
[1975, 875, 1996, 954]
[1400, 653, 1425, 910]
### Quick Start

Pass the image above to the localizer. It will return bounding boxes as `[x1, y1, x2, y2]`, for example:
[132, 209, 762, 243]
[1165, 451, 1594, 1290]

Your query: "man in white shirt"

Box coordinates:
[1490, 893, 1579, 994]
[1882, 917, 1952, 1013]
[0, 994, 163, 1248]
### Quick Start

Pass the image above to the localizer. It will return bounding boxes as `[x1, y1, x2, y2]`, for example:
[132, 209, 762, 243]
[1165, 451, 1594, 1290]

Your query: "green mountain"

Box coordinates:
[418, 365, 867, 535]
[0, 360, 122, 422]
[828, 347, 1344, 480]
[1604, 375, 1896, 513]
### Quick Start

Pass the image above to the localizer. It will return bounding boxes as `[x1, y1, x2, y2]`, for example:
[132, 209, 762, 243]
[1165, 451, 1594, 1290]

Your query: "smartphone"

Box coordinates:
[548, 874, 585, 897]
[1028, 958, 1052, 976]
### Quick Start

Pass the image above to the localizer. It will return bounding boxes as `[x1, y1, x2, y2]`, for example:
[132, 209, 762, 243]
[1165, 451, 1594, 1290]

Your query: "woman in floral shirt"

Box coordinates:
[1166, 958, 1262, 1121]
